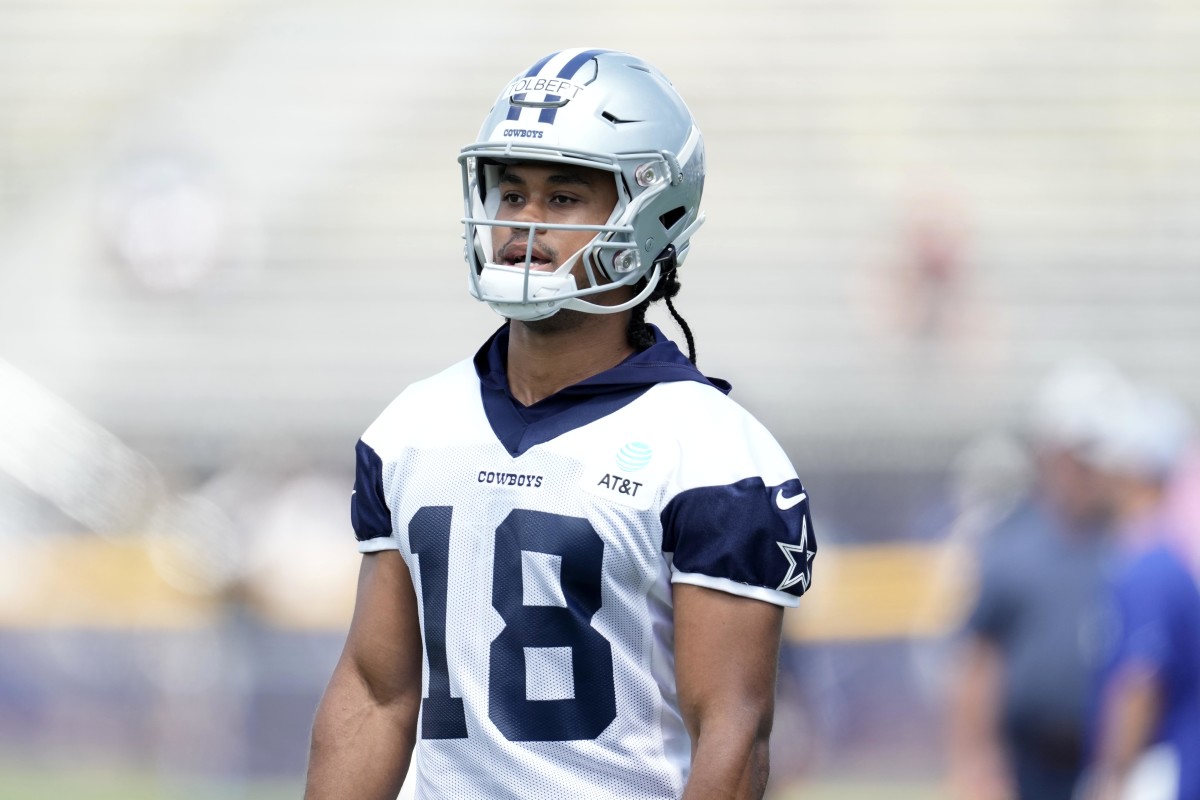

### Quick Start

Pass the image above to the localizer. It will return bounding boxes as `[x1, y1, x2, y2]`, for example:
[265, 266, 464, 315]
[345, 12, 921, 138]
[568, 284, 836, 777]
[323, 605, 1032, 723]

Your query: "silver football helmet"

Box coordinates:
[460, 49, 705, 321]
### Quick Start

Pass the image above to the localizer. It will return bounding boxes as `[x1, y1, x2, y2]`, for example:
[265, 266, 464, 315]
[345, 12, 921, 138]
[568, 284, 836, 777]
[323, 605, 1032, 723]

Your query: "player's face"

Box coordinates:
[492, 163, 618, 280]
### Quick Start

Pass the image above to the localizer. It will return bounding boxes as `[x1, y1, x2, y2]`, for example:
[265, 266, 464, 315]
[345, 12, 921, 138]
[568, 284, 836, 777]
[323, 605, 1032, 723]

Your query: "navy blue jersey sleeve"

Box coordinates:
[661, 477, 815, 606]
[351, 439, 396, 550]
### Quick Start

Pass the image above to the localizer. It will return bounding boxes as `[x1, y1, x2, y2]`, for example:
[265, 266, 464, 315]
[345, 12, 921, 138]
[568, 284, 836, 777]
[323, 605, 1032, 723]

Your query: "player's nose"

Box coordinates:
[508, 199, 550, 231]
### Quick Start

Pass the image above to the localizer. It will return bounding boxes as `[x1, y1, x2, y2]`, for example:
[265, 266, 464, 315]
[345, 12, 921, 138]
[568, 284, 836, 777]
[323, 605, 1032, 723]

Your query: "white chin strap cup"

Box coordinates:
[473, 264, 580, 321]
[473, 262, 663, 322]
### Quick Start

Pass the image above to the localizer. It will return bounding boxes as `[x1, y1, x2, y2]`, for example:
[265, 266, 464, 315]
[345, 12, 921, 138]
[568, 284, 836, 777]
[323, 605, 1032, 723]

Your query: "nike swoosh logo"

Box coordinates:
[776, 489, 807, 511]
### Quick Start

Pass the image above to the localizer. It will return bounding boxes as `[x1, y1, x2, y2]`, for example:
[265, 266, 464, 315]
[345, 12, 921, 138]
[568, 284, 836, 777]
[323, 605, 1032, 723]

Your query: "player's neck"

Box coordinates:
[505, 311, 635, 407]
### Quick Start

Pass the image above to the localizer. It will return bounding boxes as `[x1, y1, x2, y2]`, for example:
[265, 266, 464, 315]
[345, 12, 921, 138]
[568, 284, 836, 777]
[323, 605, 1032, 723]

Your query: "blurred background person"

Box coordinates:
[946, 359, 1129, 800]
[1080, 387, 1200, 800]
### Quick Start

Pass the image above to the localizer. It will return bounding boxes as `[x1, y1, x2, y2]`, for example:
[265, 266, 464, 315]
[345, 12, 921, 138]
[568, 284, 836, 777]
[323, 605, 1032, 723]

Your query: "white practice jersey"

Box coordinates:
[351, 329, 815, 799]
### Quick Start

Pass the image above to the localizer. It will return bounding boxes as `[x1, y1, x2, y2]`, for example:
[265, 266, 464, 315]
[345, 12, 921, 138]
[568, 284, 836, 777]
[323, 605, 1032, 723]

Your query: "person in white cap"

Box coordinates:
[948, 358, 1127, 800]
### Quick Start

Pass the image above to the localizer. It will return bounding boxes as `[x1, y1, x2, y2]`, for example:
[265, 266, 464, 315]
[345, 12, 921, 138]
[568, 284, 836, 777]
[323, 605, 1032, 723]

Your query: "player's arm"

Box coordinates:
[1080, 663, 1162, 800]
[304, 550, 423, 800]
[945, 635, 1015, 800]
[675, 583, 784, 800]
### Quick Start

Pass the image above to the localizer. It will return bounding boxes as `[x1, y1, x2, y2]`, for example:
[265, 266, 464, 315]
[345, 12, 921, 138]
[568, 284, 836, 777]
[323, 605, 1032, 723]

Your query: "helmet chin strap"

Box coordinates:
[560, 263, 661, 316]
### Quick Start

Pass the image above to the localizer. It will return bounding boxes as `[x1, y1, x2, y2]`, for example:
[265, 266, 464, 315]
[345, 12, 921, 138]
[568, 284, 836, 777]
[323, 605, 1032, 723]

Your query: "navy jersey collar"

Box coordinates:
[473, 323, 730, 457]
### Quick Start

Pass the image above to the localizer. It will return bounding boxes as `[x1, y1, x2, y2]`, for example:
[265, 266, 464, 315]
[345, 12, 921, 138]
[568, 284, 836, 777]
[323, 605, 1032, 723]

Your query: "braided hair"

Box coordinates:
[626, 246, 697, 364]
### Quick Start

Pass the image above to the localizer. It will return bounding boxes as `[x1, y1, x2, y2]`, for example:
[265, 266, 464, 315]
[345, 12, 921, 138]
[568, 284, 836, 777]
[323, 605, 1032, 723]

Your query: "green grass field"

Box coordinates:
[0, 762, 944, 800]
[773, 778, 945, 800]
[0, 763, 302, 800]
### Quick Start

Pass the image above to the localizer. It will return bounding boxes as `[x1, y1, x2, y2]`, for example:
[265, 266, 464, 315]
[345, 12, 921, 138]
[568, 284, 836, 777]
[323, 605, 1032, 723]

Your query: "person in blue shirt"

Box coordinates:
[948, 360, 1123, 800]
[1081, 387, 1200, 800]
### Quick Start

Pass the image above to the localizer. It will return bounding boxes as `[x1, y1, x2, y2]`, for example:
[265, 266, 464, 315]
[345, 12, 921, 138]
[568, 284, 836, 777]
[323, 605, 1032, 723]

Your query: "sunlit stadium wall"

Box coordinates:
[2, 0, 1199, 796]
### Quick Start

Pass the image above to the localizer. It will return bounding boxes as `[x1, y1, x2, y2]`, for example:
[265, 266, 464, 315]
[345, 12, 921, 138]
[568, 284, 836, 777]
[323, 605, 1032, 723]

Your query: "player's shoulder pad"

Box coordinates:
[643, 380, 798, 492]
[359, 358, 478, 459]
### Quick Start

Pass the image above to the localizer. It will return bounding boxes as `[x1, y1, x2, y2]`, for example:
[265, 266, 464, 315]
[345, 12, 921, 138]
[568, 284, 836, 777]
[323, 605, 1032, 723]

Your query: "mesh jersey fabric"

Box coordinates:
[350, 338, 815, 799]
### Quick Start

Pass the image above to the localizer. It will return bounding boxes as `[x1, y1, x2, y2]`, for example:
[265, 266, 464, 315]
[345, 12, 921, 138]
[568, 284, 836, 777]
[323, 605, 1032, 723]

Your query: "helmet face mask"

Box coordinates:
[459, 49, 705, 321]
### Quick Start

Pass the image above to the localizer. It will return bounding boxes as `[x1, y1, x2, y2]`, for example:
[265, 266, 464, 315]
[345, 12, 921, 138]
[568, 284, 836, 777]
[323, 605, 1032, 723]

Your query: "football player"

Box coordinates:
[305, 48, 816, 800]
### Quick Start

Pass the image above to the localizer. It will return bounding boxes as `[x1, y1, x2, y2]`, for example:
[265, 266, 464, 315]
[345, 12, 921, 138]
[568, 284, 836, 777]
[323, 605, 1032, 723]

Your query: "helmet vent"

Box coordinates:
[659, 206, 687, 231]
[602, 110, 637, 125]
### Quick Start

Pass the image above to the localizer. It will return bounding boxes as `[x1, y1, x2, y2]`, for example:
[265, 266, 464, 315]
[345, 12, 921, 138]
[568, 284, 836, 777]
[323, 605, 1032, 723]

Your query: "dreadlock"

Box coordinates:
[626, 247, 697, 364]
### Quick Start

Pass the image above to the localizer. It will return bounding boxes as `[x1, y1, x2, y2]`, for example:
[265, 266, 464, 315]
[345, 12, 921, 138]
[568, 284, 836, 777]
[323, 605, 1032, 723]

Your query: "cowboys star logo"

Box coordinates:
[776, 514, 815, 592]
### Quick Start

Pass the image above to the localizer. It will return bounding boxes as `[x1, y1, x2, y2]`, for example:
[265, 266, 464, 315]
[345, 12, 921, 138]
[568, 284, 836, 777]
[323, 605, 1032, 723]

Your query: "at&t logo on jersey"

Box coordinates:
[594, 442, 651, 497]
[615, 441, 652, 472]
[580, 440, 662, 511]
[596, 473, 643, 497]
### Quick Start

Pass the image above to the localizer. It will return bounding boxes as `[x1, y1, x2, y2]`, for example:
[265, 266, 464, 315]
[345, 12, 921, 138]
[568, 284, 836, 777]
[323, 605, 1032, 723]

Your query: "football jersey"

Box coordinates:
[351, 326, 815, 799]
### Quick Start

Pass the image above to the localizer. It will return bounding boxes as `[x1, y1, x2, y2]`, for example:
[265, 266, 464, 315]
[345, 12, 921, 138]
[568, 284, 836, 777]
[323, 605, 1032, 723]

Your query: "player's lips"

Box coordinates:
[498, 241, 555, 270]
